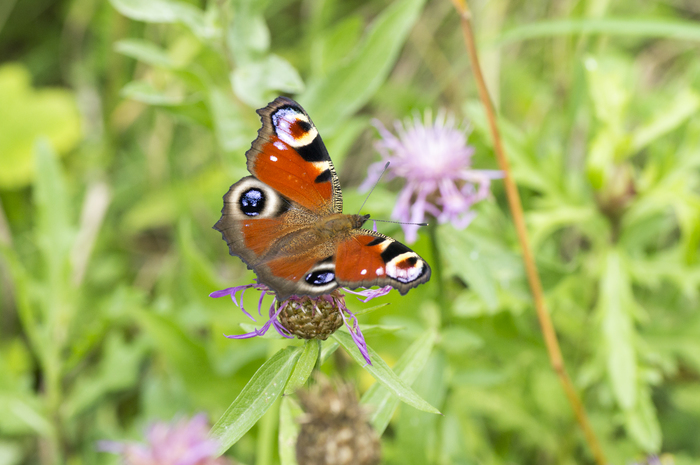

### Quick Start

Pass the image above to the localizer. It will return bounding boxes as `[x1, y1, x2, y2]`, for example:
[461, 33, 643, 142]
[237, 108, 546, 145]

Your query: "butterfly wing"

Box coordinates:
[215, 97, 347, 300]
[335, 231, 431, 295]
[213, 176, 342, 300]
[246, 96, 343, 215]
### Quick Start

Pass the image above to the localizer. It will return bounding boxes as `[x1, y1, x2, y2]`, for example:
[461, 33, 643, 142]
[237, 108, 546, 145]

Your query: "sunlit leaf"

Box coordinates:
[332, 331, 440, 415]
[284, 340, 319, 395]
[598, 249, 637, 410]
[0, 64, 81, 189]
[300, 0, 426, 134]
[361, 329, 437, 434]
[209, 346, 301, 455]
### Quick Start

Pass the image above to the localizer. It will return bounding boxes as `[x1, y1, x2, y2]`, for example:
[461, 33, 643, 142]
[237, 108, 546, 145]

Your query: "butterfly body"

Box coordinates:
[215, 97, 430, 301]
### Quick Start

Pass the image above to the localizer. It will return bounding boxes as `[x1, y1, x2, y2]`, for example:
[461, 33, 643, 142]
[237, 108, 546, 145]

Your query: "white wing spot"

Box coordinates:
[385, 253, 423, 283]
[376, 267, 384, 276]
[360, 269, 367, 275]
[273, 141, 286, 151]
[270, 155, 278, 162]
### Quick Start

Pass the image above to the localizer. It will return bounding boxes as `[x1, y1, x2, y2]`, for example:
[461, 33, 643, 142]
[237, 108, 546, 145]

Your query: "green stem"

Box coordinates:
[427, 222, 448, 326]
[255, 397, 280, 465]
[314, 338, 323, 375]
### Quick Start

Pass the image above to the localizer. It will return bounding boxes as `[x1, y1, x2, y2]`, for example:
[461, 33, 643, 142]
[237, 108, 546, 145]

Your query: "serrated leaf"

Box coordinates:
[361, 330, 437, 434]
[332, 331, 439, 415]
[209, 346, 301, 455]
[631, 88, 700, 152]
[284, 340, 319, 395]
[599, 249, 637, 410]
[625, 387, 662, 453]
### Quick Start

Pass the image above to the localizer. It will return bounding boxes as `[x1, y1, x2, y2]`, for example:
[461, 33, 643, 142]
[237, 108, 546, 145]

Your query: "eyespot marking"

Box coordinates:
[305, 270, 335, 286]
[239, 188, 265, 216]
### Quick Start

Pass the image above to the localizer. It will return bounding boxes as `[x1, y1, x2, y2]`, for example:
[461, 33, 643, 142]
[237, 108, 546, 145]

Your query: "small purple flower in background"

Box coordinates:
[210, 281, 391, 365]
[361, 109, 502, 243]
[99, 414, 229, 465]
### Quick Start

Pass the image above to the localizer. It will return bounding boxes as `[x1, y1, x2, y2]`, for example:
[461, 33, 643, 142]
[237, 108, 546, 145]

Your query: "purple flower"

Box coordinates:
[210, 282, 391, 365]
[361, 109, 502, 243]
[98, 414, 229, 465]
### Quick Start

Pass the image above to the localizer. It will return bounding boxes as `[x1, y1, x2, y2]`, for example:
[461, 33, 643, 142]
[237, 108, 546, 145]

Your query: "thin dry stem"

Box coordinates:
[449, 1, 608, 464]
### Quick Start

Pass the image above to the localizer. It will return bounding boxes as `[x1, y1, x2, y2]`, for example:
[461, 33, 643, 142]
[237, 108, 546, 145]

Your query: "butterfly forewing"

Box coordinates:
[247, 97, 342, 214]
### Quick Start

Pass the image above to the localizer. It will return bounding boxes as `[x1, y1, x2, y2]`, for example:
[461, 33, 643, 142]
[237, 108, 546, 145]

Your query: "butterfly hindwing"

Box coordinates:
[214, 176, 344, 300]
[335, 231, 431, 295]
[246, 97, 342, 214]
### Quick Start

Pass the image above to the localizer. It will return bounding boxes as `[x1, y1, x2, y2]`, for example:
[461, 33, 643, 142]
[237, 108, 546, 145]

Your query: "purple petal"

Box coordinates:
[343, 286, 392, 302]
[339, 307, 372, 366]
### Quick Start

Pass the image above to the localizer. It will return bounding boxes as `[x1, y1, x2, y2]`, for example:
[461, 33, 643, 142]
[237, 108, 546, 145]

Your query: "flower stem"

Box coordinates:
[449, 1, 608, 464]
[314, 338, 323, 374]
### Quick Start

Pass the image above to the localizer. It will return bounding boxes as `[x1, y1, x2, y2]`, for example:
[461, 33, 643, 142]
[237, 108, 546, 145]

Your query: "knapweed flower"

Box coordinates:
[210, 282, 391, 366]
[98, 414, 229, 465]
[361, 109, 502, 243]
[296, 376, 380, 465]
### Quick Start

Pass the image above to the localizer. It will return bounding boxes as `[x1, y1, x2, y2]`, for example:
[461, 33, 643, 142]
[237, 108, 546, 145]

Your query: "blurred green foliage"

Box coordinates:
[1, 0, 699, 464]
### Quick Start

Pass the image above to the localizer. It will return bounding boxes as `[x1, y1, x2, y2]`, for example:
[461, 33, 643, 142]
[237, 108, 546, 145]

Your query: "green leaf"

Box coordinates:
[351, 302, 390, 317]
[319, 340, 339, 365]
[496, 17, 700, 47]
[209, 346, 301, 455]
[278, 396, 303, 465]
[598, 249, 637, 410]
[300, 0, 426, 134]
[115, 39, 174, 68]
[0, 64, 81, 189]
[63, 333, 148, 419]
[361, 330, 437, 434]
[135, 311, 228, 410]
[231, 55, 304, 108]
[624, 387, 662, 453]
[284, 340, 320, 395]
[109, 0, 215, 39]
[630, 88, 700, 152]
[226, 5, 270, 64]
[121, 80, 187, 106]
[438, 227, 499, 310]
[208, 87, 255, 154]
[332, 331, 440, 415]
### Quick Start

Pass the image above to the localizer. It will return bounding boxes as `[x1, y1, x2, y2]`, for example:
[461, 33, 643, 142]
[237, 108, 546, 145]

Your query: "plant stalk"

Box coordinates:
[448, 1, 608, 464]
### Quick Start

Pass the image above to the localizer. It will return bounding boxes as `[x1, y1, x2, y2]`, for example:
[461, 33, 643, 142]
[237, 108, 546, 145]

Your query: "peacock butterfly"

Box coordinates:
[214, 97, 431, 301]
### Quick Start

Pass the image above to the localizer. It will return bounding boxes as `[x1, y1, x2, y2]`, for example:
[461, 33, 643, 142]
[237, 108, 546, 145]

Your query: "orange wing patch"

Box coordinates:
[251, 138, 332, 211]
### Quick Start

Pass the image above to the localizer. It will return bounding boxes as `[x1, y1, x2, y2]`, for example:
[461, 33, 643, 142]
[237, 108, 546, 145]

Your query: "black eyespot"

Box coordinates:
[240, 188, 265, 216]
[305, 270, 335, 286]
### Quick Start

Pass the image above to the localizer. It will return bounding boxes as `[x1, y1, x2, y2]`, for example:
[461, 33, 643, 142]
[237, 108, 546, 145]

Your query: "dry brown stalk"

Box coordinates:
[448, 1, 608, 463]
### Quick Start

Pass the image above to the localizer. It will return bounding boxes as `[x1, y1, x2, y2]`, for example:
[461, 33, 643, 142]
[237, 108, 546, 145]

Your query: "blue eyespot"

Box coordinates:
[240, 189, 265, 216]
[305, 270, 335, 286]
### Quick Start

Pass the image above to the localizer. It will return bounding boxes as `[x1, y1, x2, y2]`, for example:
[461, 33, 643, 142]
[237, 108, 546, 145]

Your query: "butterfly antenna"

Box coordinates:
[372, 218, 429, 227]
[357, 162, 390, 214]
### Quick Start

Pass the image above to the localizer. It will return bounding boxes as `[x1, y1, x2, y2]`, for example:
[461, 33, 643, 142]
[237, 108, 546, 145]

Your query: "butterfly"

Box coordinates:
[214, 97, 431, 301]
